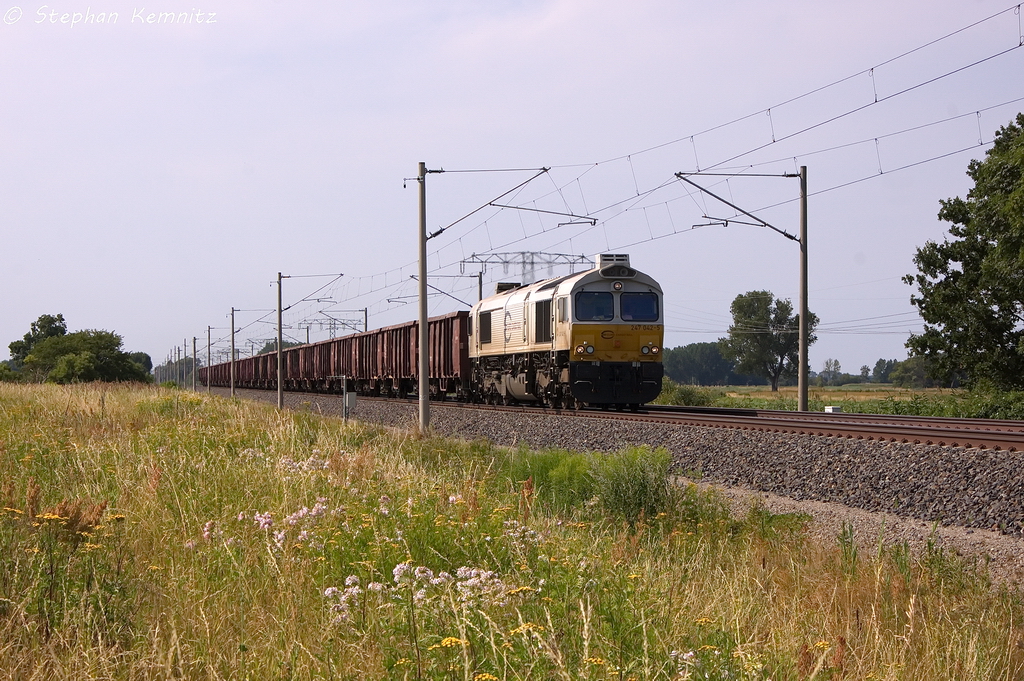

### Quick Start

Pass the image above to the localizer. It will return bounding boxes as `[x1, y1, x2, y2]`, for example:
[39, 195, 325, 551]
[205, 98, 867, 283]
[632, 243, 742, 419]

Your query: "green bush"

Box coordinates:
[591, 446, 673, 525]
[654, 379, 723, 406]
[508, 447, 594, 512]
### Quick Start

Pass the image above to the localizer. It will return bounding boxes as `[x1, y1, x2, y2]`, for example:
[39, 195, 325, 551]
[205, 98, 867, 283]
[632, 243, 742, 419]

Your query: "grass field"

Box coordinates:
[655, 380, 1024, 419]
[1, 383, 1022, 679]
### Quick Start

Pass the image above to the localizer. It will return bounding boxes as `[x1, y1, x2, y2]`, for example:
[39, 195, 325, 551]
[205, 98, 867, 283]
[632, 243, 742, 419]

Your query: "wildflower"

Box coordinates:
[393, 562, 413, 584]
[345, 575, 360, 587]
[814, 640, 831, 650]
[439, 637, 468, 647]
[367, 581, 385, 592]
[324, 587, 339, 598]
[253, 512, 273, 530]
[184, 539, 197, 550]
[693, 617, 714, 626]
[237, 512, 247, 522]
[107, 513, 126, 522]
[509, 622, 545, 635]
[474, 674, 498, 681]
[583, 657, 606, 665]
[414, 566, 434, 582]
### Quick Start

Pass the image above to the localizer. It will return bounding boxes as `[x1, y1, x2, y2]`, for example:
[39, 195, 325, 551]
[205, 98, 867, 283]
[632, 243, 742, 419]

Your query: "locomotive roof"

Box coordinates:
[473, 262, 662, 310]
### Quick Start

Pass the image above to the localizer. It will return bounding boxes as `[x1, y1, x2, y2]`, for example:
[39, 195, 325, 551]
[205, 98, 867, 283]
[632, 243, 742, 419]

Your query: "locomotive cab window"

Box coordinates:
[479, 311, 492, 344]
[620, 292, 659, 321]
[575, 292, 614, 321]
[535, 299, 552, 342]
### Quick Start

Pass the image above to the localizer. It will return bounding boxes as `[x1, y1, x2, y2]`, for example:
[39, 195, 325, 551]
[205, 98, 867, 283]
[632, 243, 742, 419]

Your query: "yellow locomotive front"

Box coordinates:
[563, 254, 664, 406]
[468, 254, 663, 408]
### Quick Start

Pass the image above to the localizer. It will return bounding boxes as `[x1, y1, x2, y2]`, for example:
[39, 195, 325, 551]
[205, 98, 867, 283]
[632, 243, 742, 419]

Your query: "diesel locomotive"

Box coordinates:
[199, 254, 664, 409]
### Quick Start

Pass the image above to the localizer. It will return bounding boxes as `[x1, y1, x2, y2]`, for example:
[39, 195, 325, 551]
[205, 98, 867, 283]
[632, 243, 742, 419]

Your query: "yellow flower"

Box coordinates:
[509, 622, 545, 636]
[394, 657, 411, 666]
[583, 657, 606, 665]
[3, 507, 24, 515]
[148, 565, 162, 571]
[694, 617, 714, 626]
[506, 586, 535, 596]
[814, 640, 831, 650]
[627, 574, 640, 580]
[474, 674, 499, 681]
[697, 645, 719, 652]
[107, 513, 126, 522]
[440, 637, 468, 648]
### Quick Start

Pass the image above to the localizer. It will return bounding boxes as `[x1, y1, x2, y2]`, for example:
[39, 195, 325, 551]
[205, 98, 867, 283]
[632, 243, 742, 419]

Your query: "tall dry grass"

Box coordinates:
[0, 382, 1021, 680]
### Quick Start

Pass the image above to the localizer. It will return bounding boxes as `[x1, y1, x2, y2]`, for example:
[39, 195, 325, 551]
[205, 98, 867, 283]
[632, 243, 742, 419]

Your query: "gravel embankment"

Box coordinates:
[214, 388, 1024, 584]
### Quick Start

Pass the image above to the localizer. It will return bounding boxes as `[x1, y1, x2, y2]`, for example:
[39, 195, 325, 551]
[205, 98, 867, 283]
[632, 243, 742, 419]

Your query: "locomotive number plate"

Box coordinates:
[630, 325, 662, 331]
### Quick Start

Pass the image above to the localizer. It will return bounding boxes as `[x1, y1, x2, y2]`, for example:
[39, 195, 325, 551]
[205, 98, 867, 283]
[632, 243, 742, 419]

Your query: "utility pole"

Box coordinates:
[675, 169, 809, 410]
[177, 346, 182, 386]
[277, 272, 285, 410]
[207, 326, 212, 394]
[192, 337, 197, 391]
[798, 166, 809, 413]
[183, 338, 188, 386]
[363, 307, 368, 333]
[477, 272, 483, 301]
[417, 161, 429, 434]
[230, 308, 236, 398]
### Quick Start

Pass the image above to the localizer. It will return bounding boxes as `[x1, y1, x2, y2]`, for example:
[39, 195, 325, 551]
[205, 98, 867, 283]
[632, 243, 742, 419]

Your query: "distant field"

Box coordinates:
[723, 385, 954, 403]
[2, 384, 1021, 679]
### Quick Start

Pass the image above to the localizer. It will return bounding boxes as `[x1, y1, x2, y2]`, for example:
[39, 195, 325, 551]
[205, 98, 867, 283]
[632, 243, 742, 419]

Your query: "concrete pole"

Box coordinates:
[192, 337, 197, 391]
[277, 272, 284, 410]
[417, 161, 430, 434]
[207, 326, 211, 394]
[230, 308, 236, 398]
[798, 166, 809, 412]
[183, 339, 188, 386]
[363, 307, 368, 333]
[477, 272, 483, 301]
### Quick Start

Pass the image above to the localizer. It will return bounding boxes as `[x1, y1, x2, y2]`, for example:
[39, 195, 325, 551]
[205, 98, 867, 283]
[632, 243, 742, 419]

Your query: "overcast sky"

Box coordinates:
[2, 0, 1021, 374]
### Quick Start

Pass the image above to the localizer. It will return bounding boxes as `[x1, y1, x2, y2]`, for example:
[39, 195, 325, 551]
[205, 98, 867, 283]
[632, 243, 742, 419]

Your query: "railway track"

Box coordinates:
[283, 391, 1024, 452]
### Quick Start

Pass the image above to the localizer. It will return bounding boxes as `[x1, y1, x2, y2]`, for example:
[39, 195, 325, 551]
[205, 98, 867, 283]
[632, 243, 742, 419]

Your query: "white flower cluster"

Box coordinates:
[454, 566, 510, 606]
[278, 452, 330, 474]
[240, 448, 272, 465]
[323, 577, 363, 624]
[502, 520, 541, 547]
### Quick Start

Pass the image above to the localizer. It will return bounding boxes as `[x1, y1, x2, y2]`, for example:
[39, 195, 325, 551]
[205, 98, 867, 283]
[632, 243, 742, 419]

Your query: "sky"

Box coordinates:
[1, 0, 1022, 374]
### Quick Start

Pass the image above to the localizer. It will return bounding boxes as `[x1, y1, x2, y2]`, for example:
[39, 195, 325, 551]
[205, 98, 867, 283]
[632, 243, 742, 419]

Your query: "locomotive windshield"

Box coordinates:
[575, 292, 614, 321]
[620, 292, 659, 321]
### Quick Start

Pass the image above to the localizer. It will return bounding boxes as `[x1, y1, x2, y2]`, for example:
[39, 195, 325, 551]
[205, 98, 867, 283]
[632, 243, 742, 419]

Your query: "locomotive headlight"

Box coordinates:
[586, 345, 595, 354]
[612, 281, 623, 291]
[651, 346, 660, 354]
[641, 346, 650, 354]
[575, 345, 585, 355]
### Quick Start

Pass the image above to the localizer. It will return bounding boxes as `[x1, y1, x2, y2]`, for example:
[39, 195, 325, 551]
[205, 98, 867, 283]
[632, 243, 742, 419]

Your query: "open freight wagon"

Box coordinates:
[200, 311, 470, 399]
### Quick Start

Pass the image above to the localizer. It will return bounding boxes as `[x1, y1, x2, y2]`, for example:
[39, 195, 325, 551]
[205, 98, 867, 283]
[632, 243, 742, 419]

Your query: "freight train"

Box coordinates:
[199, 254, 664, 409]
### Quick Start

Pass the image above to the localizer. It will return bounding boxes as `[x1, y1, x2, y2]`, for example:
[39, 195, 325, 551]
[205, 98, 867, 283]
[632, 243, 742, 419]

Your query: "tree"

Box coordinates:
[904, 113, 1024, 389]
[820, 358, 841, 386]
[718, 290, 818, 392]
[859, 365, 870, 380]
[128, 352, 153, 374]
[872, 358, 897, 383]
[889, 356, 938, 389]
[8, 313, 67, 367]
[22, 330, 149, 384]
[663, 342, 734, 385]
[256, 340, 301, 355]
